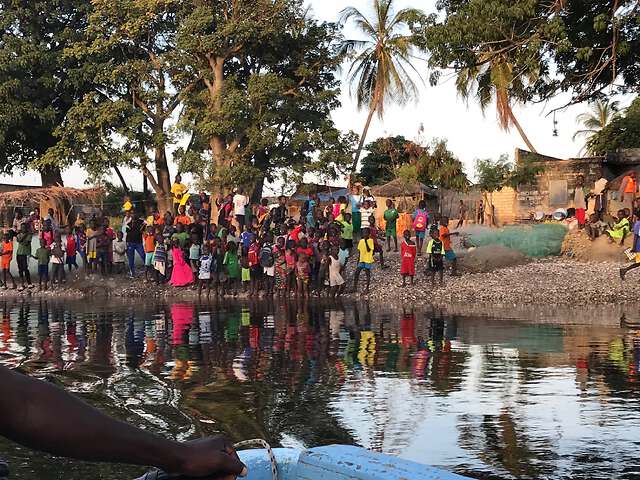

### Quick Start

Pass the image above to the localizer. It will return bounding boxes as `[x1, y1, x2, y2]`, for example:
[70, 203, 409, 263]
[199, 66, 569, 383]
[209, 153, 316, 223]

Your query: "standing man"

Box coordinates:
[456, 200, 467, 229]
[125, 214, 145, 277]
[619, 171, 637, 214]
[232, 188, 249, 231]
[170, 174, 188, 214]
[350, 184, 362, 238]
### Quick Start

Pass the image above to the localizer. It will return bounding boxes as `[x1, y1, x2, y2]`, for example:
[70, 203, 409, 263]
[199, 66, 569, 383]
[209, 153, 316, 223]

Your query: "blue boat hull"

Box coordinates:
[238, 445, 472, 480]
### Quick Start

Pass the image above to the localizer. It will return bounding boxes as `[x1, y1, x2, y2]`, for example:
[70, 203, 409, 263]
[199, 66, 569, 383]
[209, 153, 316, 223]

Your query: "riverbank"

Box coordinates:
[0, 251, 636, 309]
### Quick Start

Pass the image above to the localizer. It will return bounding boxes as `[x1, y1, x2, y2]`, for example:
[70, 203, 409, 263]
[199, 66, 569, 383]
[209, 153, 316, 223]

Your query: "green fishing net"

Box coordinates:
[466, 224, 568, 258]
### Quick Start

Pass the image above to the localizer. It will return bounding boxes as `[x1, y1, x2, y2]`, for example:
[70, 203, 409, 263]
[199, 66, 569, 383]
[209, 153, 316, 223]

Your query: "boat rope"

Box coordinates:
[234, 439, 278, 480]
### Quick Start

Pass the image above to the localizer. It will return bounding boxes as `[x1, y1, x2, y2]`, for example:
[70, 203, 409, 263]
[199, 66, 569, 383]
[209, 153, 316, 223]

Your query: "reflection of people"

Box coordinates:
[0, 365, 245, 479]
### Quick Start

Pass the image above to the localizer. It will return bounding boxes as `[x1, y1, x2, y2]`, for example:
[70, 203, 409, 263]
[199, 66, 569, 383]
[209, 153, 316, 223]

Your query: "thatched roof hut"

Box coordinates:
[0, 186, 105, 227]
[372, 178, 437, 198]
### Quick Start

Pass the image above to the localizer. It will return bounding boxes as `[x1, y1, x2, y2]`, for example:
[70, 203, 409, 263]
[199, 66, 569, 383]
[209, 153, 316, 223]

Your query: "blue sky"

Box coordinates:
[0, 0, 627, 190]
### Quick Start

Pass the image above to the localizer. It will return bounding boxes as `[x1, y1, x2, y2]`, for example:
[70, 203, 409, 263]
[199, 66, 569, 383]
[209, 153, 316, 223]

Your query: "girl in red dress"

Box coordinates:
[400, 230, 417, 286]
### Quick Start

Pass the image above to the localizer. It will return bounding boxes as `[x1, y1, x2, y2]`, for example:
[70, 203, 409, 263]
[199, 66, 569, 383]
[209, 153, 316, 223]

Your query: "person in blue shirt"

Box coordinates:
[620, 208, 640, 280]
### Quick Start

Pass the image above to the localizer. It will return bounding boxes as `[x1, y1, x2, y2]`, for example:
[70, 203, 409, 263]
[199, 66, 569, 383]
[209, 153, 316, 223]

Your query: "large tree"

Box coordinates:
[339, 0, 426, 175]
[0, 0, 92, 186]
[174, 0, 352, 198]
[421, 0, 640, 120]
[359, 136, 410, 186]
[40, 0, 195, 212]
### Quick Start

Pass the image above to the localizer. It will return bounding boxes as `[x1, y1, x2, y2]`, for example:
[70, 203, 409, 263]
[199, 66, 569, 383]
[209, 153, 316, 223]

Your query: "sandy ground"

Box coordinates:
[0, 248, 637, 310]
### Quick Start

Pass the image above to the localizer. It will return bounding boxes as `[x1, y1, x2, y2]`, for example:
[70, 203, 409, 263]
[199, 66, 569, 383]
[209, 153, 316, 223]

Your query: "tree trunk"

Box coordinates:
[250, 175, 265, 204]
[154, 144, 173, 214]
[39, 166, 63, 187]
[508, 108, 537, 154]
[113, 165, 129, 192]
[351, 102, 378, 176]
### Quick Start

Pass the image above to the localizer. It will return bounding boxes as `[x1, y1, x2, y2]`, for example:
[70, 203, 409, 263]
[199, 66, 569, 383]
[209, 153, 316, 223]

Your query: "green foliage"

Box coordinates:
[587, 97, 640, 155]
[359, 136, 409, 186]
[174, 0, 350, 195]
[0, 0, 92, 184]
[475, 154, 543, 192]
[420, 0, 640, 107]
[419, 139, 469, 192]
[573, 99, 620, 155]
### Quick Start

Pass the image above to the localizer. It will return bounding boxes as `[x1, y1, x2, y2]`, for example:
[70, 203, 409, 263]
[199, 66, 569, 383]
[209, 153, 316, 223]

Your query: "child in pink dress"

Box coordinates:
[400, 230, 417, 286]
[170, 241, 194, 287]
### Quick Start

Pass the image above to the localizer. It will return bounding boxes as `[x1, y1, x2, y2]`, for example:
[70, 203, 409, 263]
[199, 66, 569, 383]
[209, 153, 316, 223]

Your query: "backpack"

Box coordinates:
[413, 209, 428, 231]
[259, 244, 274, 268]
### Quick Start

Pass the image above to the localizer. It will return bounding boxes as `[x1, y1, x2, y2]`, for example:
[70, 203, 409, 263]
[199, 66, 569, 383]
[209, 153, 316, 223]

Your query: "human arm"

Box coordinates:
[0, 366, 245, 478]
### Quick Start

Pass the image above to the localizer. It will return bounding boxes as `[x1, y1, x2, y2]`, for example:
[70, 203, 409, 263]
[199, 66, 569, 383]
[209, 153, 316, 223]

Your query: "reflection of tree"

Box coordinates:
[457, 409, 555, 479]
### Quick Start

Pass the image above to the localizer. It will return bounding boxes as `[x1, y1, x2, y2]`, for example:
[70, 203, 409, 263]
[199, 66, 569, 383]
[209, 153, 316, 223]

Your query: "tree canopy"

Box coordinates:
[358, 135, 468, 191]
[475, 155, 543, 193]
[420, 0, 640, 108]
[0, 0, 93, 185]
[587, 97, 640, 155]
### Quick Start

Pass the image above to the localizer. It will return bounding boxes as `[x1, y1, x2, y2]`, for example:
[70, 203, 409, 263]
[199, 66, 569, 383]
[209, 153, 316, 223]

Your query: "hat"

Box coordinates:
[363, 186, 371, 191]
[29, 211, 35, 216]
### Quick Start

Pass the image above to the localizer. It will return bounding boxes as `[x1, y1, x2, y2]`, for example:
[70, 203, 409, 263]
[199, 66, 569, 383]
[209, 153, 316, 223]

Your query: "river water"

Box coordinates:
[0, 298, 639, 480]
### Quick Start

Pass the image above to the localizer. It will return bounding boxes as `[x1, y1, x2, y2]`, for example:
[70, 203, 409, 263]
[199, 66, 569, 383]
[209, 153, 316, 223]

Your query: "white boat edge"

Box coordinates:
[238, 445, 473, 480]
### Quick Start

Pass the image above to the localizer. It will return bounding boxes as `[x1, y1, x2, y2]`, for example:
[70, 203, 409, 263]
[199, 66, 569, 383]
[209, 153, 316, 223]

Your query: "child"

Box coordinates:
[296, 252, 311, 297]
[223, 241, 240, 296]
[328, 246, 345, 298]
[197, 244, 213, 297]
[86, 222, 98, 273]
[50, 234, 65, 286]
[360, 200, 375, 231]
[285, 245, 296, 293]
[400, 229, 417, 286]
[384, 199, 400, 252]
[354, 227, 375, 295]
[188, 232, 201, 275]
[143, 226, 156, 281]
[65, 230, 79, 272]
[153, 235, 167, 284]
[15, 223, 33, 290]
[169, 239, 194, 287]
[112, 231, 127, 274]
[240, 254, 251, 293]
[339, 213, 354, 251]
[211, 238, 225, 296]
[426, 226, 445, 288]
[0, 232, 16, 289]
[248, 237, 261, 295]
[369, 216, 386, 269]
[439, 216, 459, 276]
[75, 226, 88, 271]
[606, 209, 631, 246]
[338, 239, 350, 270]
[94, 226, 110, 276]
[274, 239, 288, 296]
[33, 238, 50, 291]
[413, 200, 429, 256]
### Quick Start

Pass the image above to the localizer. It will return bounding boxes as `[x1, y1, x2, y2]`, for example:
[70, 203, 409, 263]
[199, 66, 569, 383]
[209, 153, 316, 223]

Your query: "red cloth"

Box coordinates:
[66, 236, 77, 256]
[400, 240, 417, 276]
[576, 208, 586, 225]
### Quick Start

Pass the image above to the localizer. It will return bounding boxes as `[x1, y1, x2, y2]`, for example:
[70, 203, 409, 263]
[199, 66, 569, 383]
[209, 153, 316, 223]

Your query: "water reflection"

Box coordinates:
[0, 299, 639, 479]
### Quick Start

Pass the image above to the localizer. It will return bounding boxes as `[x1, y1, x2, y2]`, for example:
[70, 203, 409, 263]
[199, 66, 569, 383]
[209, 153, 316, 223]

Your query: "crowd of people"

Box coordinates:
[0, 176, 461, 296]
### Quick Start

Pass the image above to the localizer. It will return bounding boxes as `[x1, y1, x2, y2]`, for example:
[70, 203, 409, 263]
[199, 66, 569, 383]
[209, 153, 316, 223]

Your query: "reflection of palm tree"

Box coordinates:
[573, 100, 620, 156]
[340, 0, 426, 174]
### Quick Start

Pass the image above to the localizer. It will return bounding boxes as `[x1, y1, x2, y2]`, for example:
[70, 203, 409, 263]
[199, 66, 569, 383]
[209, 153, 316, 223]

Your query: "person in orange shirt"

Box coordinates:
[439, 216, 459, 276]
[173, 205, 192, 226]
[0, 232, 16, 289]
[143, 226, 156, 282]
[620, 171, 637, 211]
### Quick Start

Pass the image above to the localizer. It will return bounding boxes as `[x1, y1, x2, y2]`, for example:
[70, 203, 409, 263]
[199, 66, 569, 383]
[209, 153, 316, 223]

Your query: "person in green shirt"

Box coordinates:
[171, 223, 190, 248]
[383, 199, 400, 252]
[339, 212, 354, 250]
[15, 223, 33, 290]
[223, 241, 240, 296]
[32, 238, 50, 291]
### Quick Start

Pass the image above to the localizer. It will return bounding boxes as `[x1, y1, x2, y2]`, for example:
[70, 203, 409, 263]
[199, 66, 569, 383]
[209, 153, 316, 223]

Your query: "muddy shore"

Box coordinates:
[0, 250, 636, 310]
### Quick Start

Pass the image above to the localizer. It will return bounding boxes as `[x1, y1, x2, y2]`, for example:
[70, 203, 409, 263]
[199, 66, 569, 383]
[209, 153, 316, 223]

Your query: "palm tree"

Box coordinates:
[573, 99, 620, 156]
[456, 53, 539, 153]
[339, 0, 425, 176]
